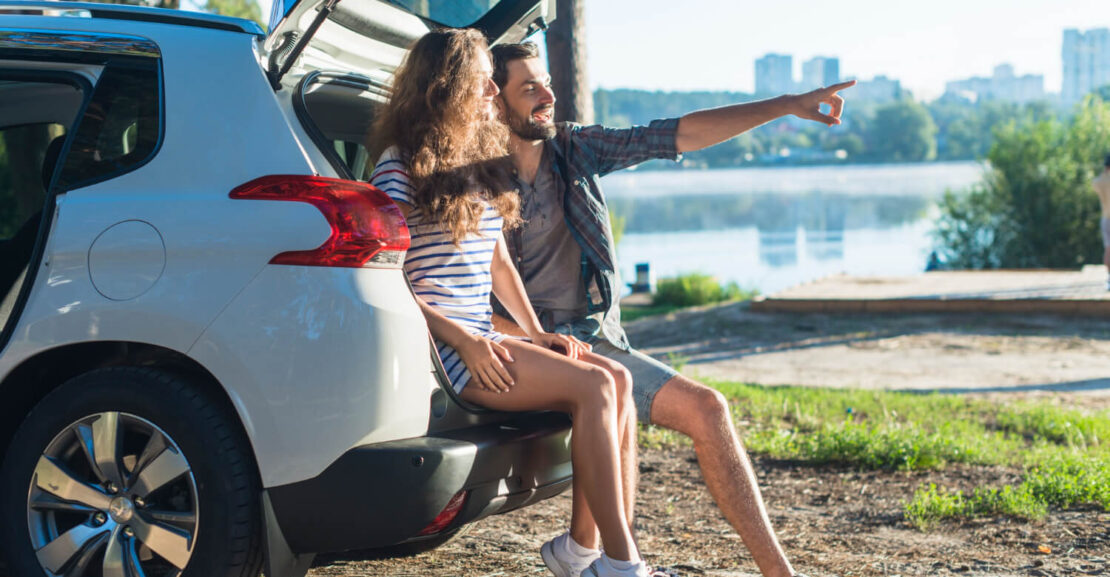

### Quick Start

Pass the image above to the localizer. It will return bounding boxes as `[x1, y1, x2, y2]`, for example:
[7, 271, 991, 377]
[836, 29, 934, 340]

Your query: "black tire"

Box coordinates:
[0, 367, 263, 577]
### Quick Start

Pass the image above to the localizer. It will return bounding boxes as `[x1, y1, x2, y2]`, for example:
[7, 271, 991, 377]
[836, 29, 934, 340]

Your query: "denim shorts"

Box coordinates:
[589, 339, 678, 423]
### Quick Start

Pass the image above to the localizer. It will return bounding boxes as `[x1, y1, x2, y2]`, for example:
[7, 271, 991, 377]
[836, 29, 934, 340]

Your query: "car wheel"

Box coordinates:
[0, 367, 263, 577]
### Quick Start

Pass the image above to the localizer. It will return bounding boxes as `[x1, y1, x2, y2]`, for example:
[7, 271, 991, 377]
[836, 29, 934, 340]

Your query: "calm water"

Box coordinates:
[604, 162, 985, 295]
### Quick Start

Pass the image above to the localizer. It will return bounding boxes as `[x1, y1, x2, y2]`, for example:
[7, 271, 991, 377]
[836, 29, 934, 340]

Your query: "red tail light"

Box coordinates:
[418, 490, 468, 536]
[230, 175, 409, 268]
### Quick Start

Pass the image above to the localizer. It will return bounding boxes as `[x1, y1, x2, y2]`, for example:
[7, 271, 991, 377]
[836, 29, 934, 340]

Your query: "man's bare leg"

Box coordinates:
[650, 374, 794, 577]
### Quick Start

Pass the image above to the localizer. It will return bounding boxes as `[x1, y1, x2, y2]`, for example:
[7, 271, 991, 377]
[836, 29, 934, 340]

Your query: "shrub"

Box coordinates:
[934, 96, 1110, 268]
[653, 273, 755, 307]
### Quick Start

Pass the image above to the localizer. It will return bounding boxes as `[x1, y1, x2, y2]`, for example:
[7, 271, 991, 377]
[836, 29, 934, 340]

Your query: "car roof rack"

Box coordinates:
[0, 0, 265, 36]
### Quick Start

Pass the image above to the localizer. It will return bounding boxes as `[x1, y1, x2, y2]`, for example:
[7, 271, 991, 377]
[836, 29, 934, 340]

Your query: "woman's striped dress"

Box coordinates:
[371, 146, 512, 393]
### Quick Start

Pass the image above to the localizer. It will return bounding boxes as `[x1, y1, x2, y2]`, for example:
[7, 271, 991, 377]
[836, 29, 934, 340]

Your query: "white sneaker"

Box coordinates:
[581, 556, 650, 577]
[541, 534, 601, 577]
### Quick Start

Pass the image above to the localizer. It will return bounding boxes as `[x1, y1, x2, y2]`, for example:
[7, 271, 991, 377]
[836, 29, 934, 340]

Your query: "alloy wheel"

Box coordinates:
[26, 411, 199, 577]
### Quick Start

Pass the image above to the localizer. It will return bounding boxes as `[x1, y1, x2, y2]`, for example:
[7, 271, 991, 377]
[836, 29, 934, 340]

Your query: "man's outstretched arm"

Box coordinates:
[675, 80, 856, 153]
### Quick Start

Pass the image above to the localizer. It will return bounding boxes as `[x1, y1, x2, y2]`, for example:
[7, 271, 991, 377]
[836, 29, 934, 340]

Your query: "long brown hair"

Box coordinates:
[373, 28, 519, 243]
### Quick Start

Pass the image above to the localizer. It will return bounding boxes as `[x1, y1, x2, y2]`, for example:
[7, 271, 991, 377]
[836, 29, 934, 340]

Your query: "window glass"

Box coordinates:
[0, 122, 66, 237]
[0, 76, 84, 329]
[384, 0, 503, 27]
[58, 59, 160, 190]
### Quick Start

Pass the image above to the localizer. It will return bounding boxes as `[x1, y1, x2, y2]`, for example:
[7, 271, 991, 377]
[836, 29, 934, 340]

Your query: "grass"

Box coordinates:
[621, 304, 686, 323]
[638, 381, 1110, 529]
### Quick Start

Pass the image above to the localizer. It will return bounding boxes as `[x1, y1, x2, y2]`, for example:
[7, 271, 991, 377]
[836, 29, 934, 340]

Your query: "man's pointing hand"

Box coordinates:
[790, 80, 857, 126]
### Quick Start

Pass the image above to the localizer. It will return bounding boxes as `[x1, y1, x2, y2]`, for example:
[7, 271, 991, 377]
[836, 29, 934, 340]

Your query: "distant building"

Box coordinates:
[755, 53, 794, 95]
[801, 57, 840, 90]
[1063, 28, 1110, 104]
[851, 75, 902, 103]
[944, 64, 1045, 104]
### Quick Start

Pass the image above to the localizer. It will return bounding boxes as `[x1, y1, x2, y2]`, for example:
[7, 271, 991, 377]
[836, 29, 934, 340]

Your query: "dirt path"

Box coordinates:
[314, 448, 1109, 577]
[310, 307, 1110, 577]
[625, 303, 1110, 398]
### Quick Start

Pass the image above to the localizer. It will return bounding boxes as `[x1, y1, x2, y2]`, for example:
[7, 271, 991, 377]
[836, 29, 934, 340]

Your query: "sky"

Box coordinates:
[240, 0, 1107, 100]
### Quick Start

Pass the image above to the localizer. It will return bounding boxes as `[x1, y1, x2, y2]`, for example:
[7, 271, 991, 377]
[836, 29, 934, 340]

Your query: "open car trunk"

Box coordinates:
[264, 0, 555, 86]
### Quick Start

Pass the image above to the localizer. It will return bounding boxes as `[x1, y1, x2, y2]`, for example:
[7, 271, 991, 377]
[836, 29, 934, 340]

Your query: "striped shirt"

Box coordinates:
[371, 146, 510, 392]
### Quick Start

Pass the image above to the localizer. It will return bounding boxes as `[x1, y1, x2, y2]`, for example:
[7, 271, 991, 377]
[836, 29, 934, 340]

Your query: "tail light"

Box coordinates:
[418, 490, 468, 536]
[230, 175, 409, 268]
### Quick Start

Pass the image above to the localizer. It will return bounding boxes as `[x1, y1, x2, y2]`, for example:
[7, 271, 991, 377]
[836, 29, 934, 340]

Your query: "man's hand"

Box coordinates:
[789, 80, 856, 126]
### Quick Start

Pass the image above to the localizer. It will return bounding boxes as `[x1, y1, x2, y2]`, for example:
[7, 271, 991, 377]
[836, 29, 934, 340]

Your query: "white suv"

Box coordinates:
[0, 2, 565, 577]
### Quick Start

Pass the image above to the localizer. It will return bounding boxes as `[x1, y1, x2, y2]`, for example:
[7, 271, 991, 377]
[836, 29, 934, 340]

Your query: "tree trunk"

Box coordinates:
[544, 0, 593, 124]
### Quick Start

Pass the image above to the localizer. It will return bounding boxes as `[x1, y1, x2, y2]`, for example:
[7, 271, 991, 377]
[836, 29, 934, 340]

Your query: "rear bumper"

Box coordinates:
[267, 412, 573, 554]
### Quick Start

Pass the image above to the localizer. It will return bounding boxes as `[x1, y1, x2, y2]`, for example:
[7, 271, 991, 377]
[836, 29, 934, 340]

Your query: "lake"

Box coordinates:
[603, 161, 986, 295]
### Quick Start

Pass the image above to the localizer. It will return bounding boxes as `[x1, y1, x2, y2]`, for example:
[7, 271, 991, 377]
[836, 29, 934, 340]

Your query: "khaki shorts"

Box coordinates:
[589, 339, 678, 423]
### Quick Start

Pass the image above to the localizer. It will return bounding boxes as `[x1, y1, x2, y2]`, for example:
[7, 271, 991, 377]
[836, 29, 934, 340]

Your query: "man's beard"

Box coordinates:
[506, 106, 557, 141]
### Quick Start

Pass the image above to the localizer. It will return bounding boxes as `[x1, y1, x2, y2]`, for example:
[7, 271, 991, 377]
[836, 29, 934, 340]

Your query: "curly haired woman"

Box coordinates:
[370, 29, 653, 577]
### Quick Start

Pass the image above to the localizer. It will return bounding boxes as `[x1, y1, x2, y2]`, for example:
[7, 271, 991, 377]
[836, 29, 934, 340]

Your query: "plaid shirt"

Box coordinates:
[503, 118, 682, 350]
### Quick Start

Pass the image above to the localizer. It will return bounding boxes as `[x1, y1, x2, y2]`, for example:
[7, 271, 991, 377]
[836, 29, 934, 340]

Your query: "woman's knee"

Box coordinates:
[609, 365, 634, 405]
[569, 365, 617, 414]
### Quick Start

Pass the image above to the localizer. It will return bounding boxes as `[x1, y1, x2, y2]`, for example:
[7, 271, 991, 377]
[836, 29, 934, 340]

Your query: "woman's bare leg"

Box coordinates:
[460, 340, 639, 562]
[565, 352, 638, 550]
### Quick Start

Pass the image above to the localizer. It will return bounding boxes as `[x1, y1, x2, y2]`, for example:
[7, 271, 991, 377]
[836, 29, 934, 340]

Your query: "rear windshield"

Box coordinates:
[384, 0, 503, 27]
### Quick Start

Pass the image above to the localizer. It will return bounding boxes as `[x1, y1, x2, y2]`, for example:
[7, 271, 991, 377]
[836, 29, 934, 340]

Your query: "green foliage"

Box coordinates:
[652, 273, 756, 308]
[935, 96, 1110, 268]
[904, 454, 1110, 530]
[639, 380, 1110, 529]
[665, 380, 1109, 471]
[904, 483, 1047, 530]
[204, 0, 263, 25]
[752, 421, 994, 471]
[996, 403, 1108, 448]
[867, 99, 937, 162]
[1023, 454, 1110, 510]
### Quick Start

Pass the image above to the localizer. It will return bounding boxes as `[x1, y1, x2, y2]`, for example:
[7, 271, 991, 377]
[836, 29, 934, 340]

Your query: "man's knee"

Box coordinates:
[656, 378, 733, 438]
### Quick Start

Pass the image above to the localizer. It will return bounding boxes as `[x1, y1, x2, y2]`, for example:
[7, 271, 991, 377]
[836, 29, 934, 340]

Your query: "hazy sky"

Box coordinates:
[242, 0, 1107, 100]
[585, 0, 1107, 99]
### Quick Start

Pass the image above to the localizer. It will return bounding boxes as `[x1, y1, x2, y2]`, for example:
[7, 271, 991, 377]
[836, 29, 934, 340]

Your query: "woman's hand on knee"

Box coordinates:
[532, 332, 591, 360]
[458, 335, 516, 393]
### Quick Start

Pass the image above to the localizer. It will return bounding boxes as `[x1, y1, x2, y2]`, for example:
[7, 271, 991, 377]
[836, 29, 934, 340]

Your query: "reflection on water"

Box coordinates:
[604, 162, 984, 294]
[608, 192, 932, 233]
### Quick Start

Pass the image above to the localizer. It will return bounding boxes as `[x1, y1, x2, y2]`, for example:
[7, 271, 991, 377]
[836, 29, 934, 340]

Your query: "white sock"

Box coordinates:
[560, 532, 599, 559]
[598, 552, 646, 576]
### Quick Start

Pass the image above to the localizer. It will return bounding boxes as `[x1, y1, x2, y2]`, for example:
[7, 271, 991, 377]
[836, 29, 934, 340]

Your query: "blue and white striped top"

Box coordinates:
[370, 146, 511, 392]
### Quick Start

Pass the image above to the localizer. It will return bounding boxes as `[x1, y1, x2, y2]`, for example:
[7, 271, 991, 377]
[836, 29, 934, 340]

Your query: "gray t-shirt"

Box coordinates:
[513, 145, 588, 325]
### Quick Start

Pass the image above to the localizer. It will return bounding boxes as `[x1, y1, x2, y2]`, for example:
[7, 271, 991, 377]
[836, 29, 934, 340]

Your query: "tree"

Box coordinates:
[545, 0, 592, 123]
[934, 96, 1110, 268]
[204, 0, 263, 25]
[867, 99, 937, 162]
